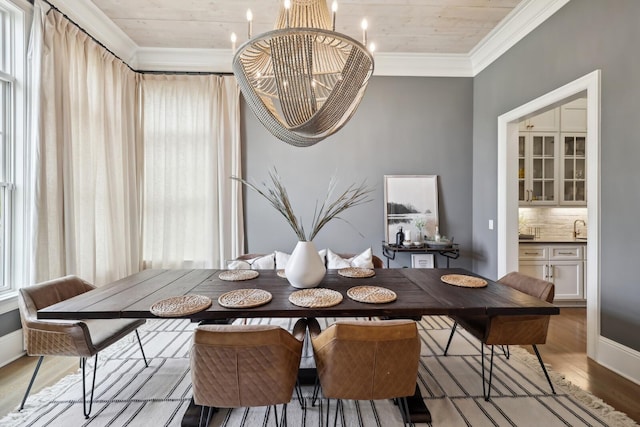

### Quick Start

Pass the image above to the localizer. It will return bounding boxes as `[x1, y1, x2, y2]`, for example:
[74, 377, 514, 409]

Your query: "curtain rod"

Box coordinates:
[40, 0, 232, 76]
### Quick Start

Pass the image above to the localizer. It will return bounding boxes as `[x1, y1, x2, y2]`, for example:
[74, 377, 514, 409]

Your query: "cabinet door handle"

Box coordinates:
[524, 252, 540, 255]
[548, 264, 554, 279]
[525, 189, 530, 202]
[557, 251, 574, 255]
[544, 264, 548, 279]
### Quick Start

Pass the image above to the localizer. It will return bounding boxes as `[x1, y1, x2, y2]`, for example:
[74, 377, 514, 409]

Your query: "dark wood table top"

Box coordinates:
[37, 268, 559, 320]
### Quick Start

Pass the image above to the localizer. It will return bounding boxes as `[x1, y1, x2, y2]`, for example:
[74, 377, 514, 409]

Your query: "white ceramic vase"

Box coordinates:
[285, 241, 326, 289]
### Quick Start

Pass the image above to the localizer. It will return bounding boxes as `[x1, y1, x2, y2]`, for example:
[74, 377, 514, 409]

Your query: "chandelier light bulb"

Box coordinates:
[230, 32, 237, 51]
[246, 9, 253, 38]
[284, 0, 291, 27]
[361, 18, 368, 45]
[368, 42, 376, 53]
[332, 1, 338, 31]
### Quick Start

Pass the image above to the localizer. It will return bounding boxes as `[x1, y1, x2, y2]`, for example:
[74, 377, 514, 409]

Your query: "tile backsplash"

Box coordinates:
[519, 207, 588, 240]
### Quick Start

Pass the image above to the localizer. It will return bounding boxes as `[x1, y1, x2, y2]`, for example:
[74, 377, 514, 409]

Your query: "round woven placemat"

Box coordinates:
[441, 274, 488, 288]
[338, 267, 375, 278]
[288, 288, 343, 308]
[150, 295, 212, 317]
[347, 286, 397, 304]
[218, 289, 272, 308]
[276, 269, 287, 278]
[218, 270, 259, 281]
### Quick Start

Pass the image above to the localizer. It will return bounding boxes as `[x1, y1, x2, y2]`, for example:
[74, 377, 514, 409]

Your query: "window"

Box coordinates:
[0, 0, 28, 301]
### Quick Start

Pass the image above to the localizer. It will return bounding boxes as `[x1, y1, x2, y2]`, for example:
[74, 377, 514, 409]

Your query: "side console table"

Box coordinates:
[382, 242, 460, 268]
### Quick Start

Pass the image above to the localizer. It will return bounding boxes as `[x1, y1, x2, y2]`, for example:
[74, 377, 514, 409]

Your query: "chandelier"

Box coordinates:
[232, 0, 375, 147]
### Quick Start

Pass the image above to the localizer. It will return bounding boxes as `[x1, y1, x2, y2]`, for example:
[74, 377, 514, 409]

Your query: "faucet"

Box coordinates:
[573, 219, 586, 239]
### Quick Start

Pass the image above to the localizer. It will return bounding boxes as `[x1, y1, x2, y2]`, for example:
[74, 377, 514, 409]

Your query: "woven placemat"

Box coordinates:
[347, 286, 397, 304]
[288, 288, 343, 308]
[276, 269, 287, 278]
[338, 267, 375, 278]
[441, 274, 488, 288]
[150, 295, 212, 317]
[218, 270, 259, 281]
[218, 289, 272, 308]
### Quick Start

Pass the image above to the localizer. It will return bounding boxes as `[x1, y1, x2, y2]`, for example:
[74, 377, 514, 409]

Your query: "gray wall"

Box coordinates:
[472, 0, 640, 350]
[241, 76, 473, 269]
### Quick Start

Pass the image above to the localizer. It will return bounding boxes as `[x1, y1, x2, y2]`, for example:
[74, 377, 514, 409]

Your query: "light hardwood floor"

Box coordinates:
[1, 308, 639, 422]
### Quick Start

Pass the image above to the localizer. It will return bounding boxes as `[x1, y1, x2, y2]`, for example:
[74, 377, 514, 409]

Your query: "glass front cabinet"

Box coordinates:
[561, 133, 586, 205]
[518, 99, 587, 207]
[519, 132, 558, 205]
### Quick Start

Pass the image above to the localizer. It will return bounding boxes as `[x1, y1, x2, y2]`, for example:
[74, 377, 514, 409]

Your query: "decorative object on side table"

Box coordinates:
[231, 169, 373, 289]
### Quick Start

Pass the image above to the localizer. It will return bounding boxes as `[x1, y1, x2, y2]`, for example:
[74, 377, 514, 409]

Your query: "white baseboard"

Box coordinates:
[597, 335, 640, 385]
[0, 329, 25, 368]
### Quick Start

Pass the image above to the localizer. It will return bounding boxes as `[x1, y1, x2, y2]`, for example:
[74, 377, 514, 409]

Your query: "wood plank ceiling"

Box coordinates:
[89, 0, 523, 54]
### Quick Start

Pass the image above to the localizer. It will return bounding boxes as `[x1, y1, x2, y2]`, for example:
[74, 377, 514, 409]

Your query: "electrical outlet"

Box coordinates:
[488, 220, 494, 230]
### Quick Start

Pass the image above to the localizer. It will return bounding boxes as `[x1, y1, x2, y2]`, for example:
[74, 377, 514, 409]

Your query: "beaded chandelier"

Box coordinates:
[232, 0, 375, 147]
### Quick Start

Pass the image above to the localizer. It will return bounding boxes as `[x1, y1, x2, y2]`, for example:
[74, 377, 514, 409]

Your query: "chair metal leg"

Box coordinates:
[19, 356, 44, 411]
[277, 403, 287, 427]
[198, 406, 206, 427]
[500, 345, 510, 359]
[443, 322, 458, 355]
[294, 379, 305, 408]
[398, 396, 411, 426]
[82, 354, 99, 418]
[311, 376, 320, 407]
[332, 399, 343, 427]
[481, 344, 495, 401]
[135, 330, 148, 367]
[532, 345, 556, 394]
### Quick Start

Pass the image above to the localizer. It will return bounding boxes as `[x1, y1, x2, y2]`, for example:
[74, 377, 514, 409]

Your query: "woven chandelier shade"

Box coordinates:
[233, 0, 374, 147]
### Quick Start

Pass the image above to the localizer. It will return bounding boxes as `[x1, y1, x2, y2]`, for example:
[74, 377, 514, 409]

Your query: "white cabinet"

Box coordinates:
[560, 98, 587, 132]
[519, 244, 585, 301]
[560, 133, 587, 205]
[518, 98, 587, 206]
[518, 132, 558, 205]
[519, 108, 559, 132]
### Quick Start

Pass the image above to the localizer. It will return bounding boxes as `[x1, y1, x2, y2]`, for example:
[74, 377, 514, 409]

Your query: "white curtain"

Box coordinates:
[33, 8, 142, 285]
[140, 75, 243, 269]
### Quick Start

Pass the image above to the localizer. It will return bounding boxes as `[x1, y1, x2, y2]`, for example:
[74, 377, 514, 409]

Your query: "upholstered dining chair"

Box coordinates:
[443, 271, 556, 400]
[17, 275, 148, 418]
[308, 318, 420, 426]
[190, 319, 307, 427]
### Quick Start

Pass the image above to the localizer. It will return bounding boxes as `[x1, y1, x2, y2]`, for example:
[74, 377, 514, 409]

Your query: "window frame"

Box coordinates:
[0, 0, 31, 313]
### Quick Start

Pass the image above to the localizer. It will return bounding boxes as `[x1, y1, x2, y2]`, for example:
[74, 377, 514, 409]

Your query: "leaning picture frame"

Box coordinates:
[384, 175, 439, 244]
[411, 253, 435, 268]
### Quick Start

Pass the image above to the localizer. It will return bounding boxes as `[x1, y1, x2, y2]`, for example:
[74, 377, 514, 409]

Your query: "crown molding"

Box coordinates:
[47, 0, 568, 77]
[469, 0, 571, 75]
[373, 53, 473, 77]
[135, 48, 233, 73]
[49, 0, 138, 67]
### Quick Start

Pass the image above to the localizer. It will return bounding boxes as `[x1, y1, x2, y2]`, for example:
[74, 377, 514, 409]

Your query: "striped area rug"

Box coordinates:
[1, 316, 637, 427]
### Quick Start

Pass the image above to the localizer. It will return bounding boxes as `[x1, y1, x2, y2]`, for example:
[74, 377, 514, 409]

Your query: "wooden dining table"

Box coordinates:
[37, 267, 559, 425]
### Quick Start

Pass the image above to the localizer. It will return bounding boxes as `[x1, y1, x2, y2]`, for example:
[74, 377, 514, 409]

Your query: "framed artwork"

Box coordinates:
[384, 175, 439, 244]
[411, 253, 435, 268]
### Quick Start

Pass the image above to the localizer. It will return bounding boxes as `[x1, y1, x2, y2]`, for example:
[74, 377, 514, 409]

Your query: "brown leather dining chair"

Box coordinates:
[308, 318, 420, 426]
[190, 319, 307, 427]
[18, 275, 148, 418]
[443, 271, 556, 400]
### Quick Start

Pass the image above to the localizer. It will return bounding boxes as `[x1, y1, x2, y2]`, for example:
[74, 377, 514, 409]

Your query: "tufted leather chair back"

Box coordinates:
[309, 319, 420, 400]
[190, 322, 306, 408]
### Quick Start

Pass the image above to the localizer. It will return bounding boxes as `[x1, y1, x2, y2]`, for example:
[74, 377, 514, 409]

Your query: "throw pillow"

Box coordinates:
[326, 248, 374, 269]
[227, 253, 275, 270]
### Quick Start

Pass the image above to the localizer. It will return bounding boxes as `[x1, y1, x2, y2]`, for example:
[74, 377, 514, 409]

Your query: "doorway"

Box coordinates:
[497, 70, 600, 358]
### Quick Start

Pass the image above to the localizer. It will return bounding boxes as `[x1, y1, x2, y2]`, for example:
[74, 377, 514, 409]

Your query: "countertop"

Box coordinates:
[519, 239, 587, 244]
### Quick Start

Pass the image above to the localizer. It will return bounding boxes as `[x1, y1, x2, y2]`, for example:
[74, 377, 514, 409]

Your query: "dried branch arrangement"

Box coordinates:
[231, 169, 373, 241]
